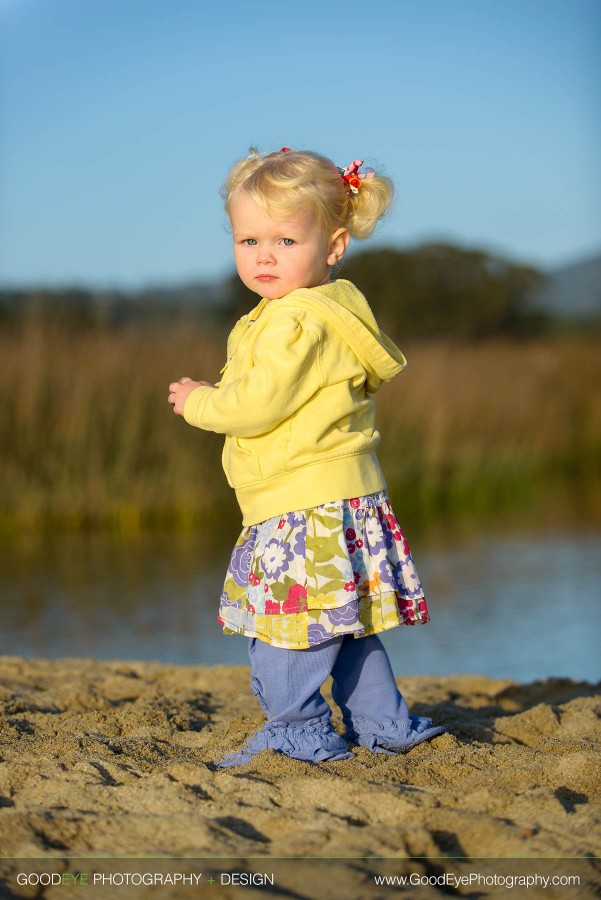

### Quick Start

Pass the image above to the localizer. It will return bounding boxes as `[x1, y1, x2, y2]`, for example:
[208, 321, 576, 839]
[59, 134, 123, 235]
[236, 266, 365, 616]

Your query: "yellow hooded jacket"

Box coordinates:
[183, 279, 407, 525]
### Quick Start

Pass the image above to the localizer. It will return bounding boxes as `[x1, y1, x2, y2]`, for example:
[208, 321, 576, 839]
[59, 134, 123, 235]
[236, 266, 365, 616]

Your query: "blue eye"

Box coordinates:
[243, 239, 257, 245]
[282, 238, 295, 246]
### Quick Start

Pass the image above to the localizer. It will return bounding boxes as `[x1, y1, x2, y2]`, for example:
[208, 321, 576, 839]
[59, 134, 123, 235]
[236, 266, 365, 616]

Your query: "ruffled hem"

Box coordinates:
[216, 718, 354, 767]
[219, 588, 429, 649]
[343, 715, 446, 755]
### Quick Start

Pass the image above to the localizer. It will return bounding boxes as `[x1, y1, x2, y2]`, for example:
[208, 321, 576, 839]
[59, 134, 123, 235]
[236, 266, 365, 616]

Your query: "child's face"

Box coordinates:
[230, 191, 346, 300]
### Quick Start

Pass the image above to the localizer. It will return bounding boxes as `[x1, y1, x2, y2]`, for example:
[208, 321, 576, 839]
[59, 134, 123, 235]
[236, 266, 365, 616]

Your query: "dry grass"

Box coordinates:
[1, 320, 600, 532]
[378, 337, 601, 513]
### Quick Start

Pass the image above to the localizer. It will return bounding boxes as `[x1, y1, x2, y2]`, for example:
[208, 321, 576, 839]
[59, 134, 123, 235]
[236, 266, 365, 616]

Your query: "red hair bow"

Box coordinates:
[339, 159, 374, 194]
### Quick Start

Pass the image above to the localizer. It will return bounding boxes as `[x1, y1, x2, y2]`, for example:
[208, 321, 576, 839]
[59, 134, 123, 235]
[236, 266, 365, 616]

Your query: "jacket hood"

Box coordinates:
[281, 279, 406, 391]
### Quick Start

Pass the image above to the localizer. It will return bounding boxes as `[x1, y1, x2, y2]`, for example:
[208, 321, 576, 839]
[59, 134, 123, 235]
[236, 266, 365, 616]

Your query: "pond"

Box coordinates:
[2, 512, 599, 685]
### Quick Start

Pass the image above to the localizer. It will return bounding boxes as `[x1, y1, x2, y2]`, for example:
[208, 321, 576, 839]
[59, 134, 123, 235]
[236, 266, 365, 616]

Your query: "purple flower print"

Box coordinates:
[383, 525, 396, 550]
[307, 623, 332, 646]
[325, 602, 359, 626]
[395, 562, 424, 599]
[261, 539, 294, 579]
[229, 537, 254, 588]
[293, 524, 306, 555]
[286, 511, 305, 527]
[378, 559, 396, 586]
[364, 516, 386, 552]
[219, 591, 242, 609]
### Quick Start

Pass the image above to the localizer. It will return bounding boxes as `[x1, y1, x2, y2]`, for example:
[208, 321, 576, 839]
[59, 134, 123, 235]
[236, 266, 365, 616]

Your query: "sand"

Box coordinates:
[0, 656, 599, 898]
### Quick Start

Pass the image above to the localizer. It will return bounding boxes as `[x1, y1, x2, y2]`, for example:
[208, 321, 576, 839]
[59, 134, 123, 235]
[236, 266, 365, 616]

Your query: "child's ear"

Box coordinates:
[327, 228, 350, 266]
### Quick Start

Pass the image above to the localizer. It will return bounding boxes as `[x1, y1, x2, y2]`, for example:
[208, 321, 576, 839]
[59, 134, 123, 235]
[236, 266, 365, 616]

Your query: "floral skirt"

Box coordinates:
[218, 492, 430, 649]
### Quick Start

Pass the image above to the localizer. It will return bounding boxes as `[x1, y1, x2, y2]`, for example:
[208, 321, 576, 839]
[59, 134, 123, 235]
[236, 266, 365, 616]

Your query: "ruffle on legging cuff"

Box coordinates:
[343, 715, 446, 755]
[216, 718, 354, 768]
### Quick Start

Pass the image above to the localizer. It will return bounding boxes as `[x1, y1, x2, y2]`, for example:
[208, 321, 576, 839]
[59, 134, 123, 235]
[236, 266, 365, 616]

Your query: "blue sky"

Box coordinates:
[1, 0, 600, 288]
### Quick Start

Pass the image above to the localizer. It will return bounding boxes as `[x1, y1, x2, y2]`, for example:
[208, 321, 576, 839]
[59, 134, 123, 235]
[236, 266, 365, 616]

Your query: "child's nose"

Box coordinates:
[257, 245, 276, 264]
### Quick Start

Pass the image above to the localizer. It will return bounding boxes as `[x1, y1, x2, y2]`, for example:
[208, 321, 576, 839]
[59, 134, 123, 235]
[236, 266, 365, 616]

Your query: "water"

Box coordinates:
[1, 522, 599, 684]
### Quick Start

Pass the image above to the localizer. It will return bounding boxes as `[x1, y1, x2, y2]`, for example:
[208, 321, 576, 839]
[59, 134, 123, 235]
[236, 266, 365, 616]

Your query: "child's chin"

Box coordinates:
[255, 283, 287, 300]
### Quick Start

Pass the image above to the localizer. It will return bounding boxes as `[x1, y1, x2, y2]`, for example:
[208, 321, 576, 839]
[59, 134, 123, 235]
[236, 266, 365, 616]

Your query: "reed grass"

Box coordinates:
[377, 339, 601, 518]
[1, 318, 600, 533]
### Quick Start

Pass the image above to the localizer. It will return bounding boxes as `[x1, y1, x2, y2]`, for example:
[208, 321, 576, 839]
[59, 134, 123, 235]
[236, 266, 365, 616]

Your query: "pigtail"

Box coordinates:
[345, 171, 394, 240]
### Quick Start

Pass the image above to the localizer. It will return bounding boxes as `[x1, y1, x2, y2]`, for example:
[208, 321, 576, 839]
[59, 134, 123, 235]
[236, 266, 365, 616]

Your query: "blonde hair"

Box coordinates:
[221, 147, 394, 240]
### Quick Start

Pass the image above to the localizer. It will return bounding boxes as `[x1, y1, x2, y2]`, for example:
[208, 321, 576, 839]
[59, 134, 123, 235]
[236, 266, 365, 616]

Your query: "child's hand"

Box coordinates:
[168, 377, 214, 416]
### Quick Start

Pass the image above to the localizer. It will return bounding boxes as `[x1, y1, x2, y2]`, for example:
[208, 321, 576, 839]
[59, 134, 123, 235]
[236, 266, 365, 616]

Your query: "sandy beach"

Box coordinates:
[0, 656, 599, 897]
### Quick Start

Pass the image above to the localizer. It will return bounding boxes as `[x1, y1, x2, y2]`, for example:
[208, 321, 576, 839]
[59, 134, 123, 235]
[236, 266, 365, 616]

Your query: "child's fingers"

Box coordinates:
[168, 377, 192, 392]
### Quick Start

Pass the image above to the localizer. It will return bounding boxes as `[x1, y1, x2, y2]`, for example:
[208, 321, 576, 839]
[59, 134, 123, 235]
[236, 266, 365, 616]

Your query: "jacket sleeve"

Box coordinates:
[183, 314, 323, 437]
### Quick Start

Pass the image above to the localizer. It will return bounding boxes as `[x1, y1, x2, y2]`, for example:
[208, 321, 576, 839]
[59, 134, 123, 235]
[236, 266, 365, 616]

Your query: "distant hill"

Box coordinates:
[531, 252, 601, 320]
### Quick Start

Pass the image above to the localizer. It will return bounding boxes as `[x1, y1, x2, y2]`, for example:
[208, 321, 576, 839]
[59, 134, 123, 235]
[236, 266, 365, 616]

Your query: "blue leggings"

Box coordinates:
[217, 634, 445, 767]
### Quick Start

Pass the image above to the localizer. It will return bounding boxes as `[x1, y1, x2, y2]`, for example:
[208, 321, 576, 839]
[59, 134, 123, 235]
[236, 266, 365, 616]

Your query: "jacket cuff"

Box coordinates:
[183, 385, 213, 428]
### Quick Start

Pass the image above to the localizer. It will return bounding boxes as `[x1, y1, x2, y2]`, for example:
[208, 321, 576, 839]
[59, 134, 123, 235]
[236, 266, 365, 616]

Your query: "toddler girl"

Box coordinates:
[168, 147, 445, 766]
